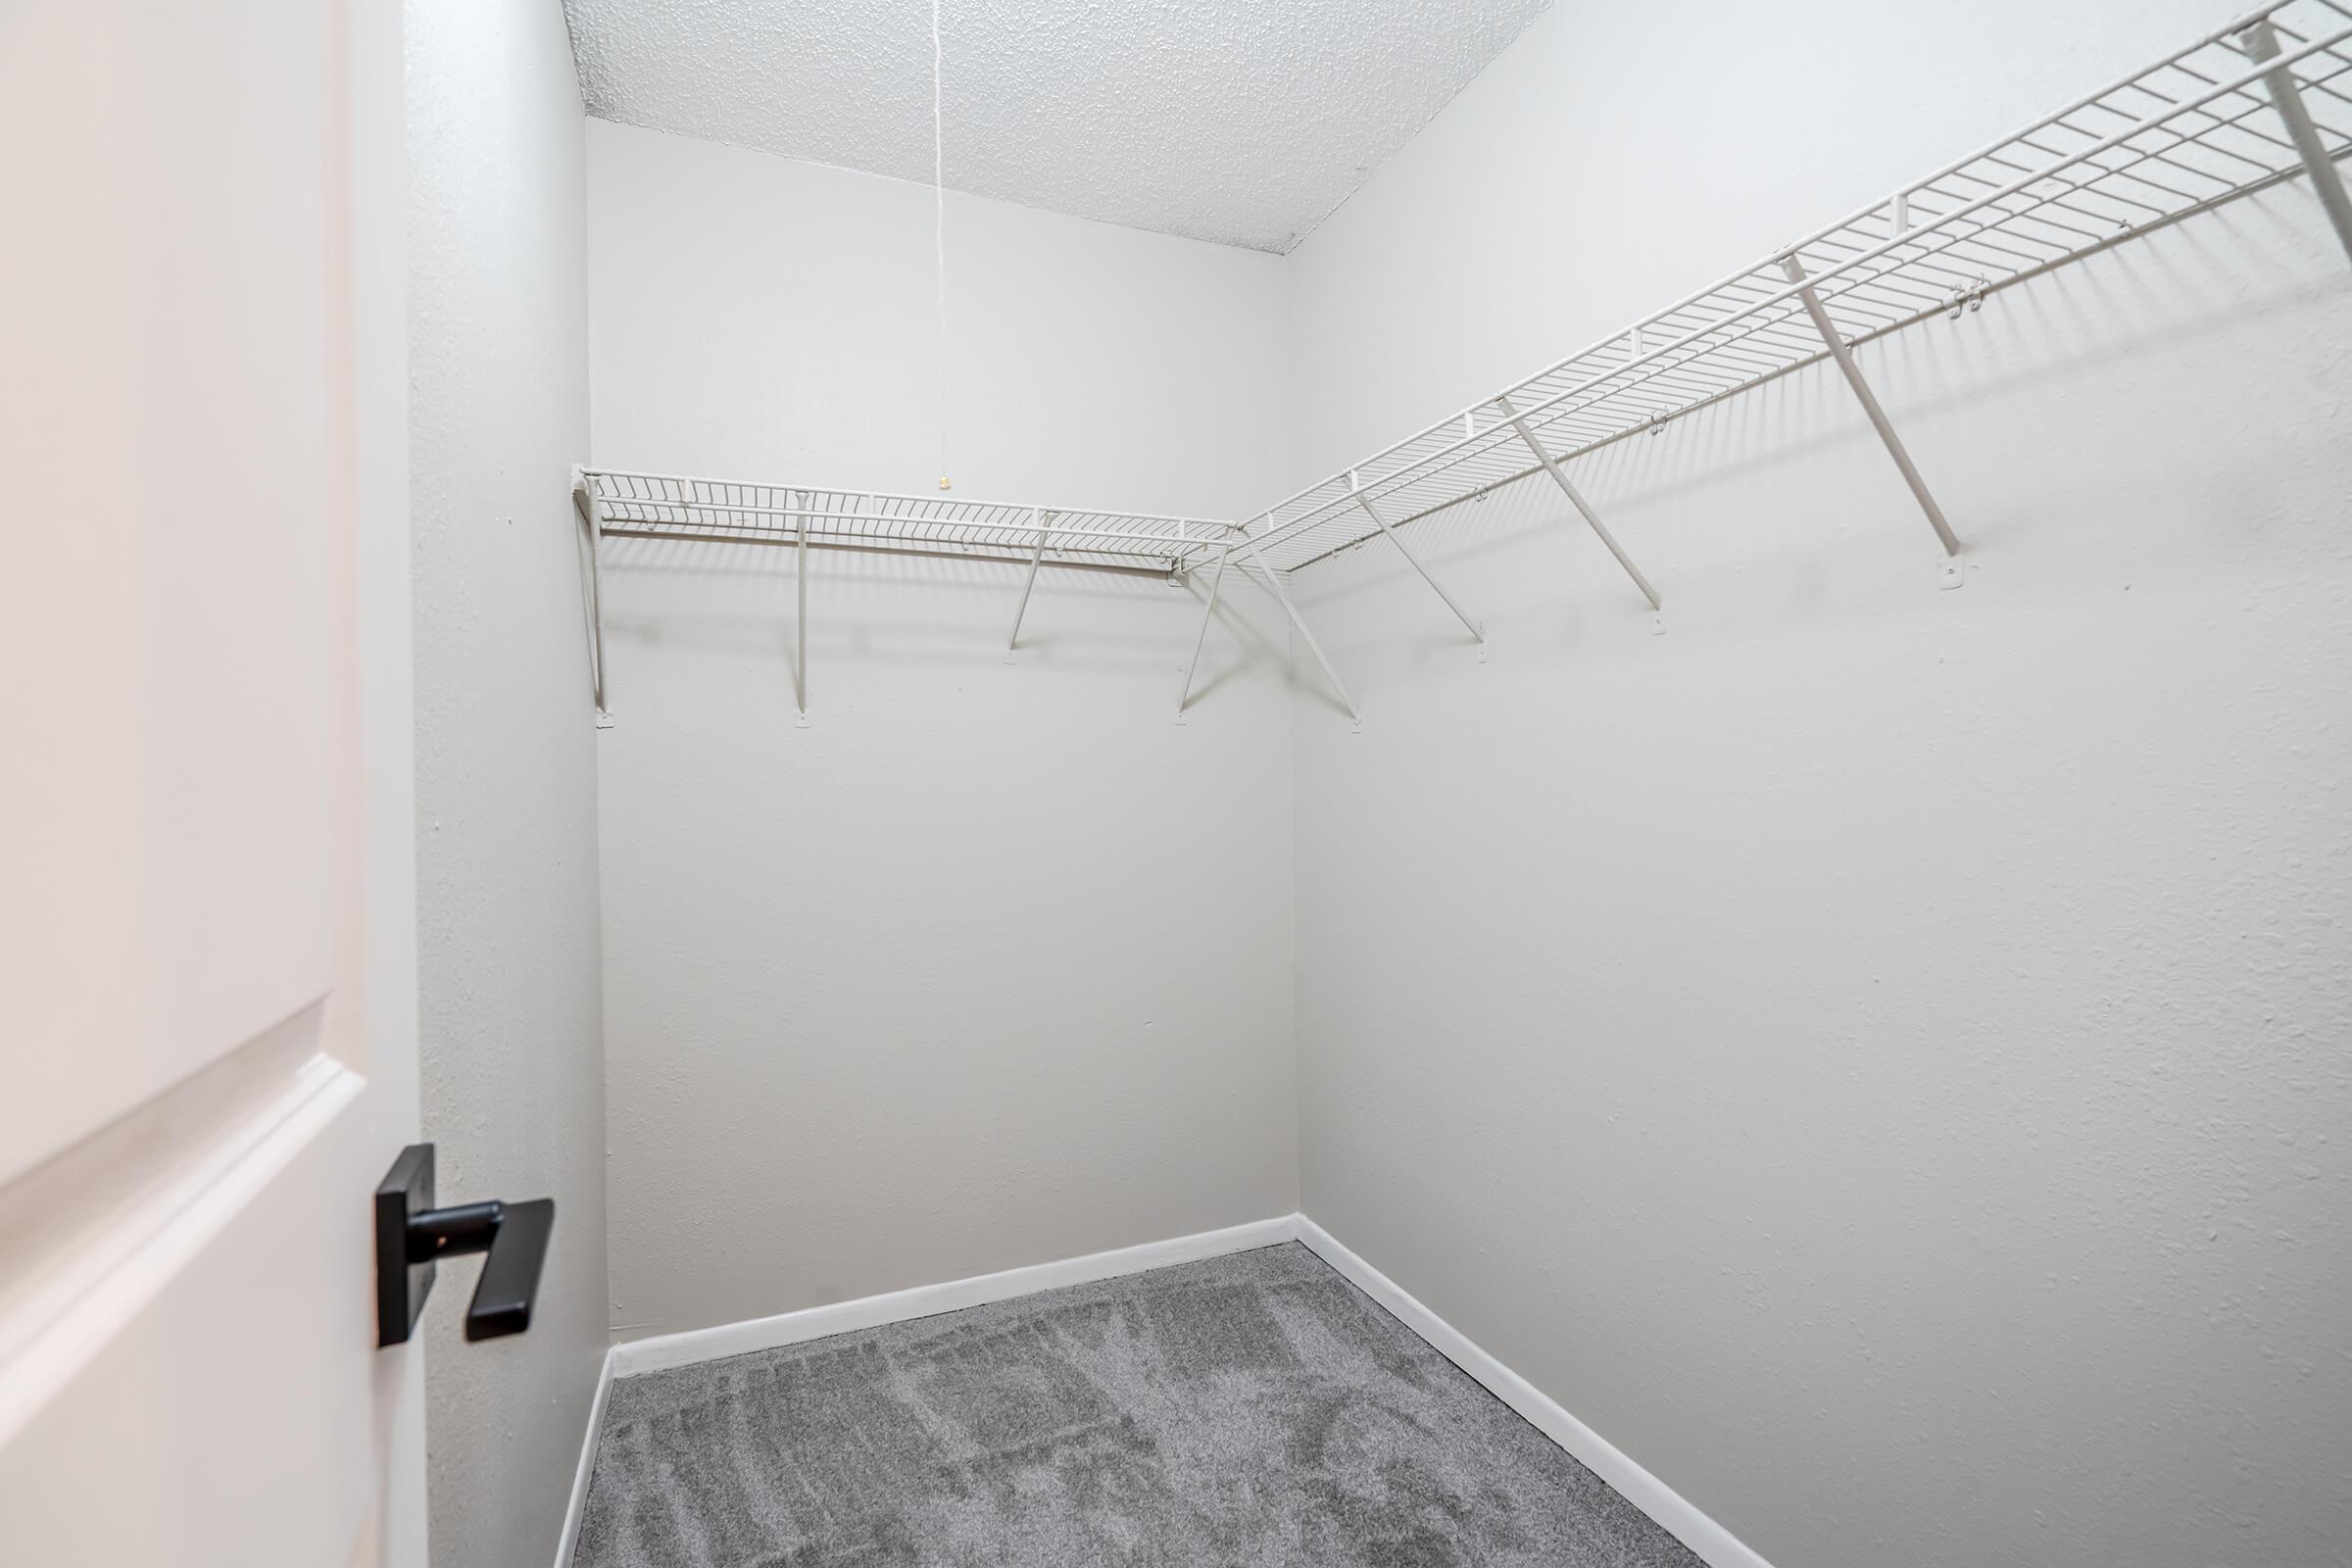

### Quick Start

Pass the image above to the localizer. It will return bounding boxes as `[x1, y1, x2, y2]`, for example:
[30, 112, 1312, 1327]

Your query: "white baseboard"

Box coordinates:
[1295, 1215, 1775, 1568]
[607, 1213, 1300, 1378]
[550, 1343, 616, 1568]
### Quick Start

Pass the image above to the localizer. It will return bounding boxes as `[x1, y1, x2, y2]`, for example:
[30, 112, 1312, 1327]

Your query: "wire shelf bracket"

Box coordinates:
[2245, 17, 2352, 260]
[1005, 509, 1054, 655]
[1349, 472, 1484, 644]
[1779, 250, 1964, 560]
[573, 470, 612, 726]
[791, 489, 810, 725]
[1239, 528, 1361, 726]
[1173, 541, 1233, 723]
[1494, 392, 1662, 611]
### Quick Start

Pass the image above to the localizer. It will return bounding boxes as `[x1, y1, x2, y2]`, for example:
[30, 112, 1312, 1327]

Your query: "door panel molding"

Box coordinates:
[0, 1000, 362, 1444]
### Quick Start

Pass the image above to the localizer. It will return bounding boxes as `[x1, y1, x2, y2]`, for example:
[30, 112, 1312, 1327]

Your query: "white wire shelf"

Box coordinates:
[574, 3, 2351, 724]
[1231, 0, 2352, 576]
[572, 468, 1277, 723]
[579, 468, 1233, 575]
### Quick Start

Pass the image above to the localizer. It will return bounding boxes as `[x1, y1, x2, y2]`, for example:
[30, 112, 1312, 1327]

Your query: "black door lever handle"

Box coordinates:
[376, 1144, 556, 1347]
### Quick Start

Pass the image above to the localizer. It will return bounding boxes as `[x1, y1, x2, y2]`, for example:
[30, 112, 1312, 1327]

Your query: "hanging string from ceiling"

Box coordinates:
[932, 0, 953, 491]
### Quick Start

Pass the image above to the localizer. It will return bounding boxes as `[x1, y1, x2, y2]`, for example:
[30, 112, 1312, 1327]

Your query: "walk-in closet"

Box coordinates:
[8, 3, 2349, 1565]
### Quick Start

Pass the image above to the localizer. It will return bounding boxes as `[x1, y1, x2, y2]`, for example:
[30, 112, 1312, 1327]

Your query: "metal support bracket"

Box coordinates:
[1348, 472, 1483, 643]
[1175, 543, 1232, 722]
[1494, 393, 1662, 611]
[1231, 524, 1361, 725]
[1780, 251, 1963, 558]
[2242, 19, 2352, 267]
[574, 468, 611, 723]
[1006, 508, 1054, 656]
[792, 489, 810, 725]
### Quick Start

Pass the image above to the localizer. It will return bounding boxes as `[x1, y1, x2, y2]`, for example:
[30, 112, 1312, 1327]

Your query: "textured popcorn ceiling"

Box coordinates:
[562, 0, 1553, 254]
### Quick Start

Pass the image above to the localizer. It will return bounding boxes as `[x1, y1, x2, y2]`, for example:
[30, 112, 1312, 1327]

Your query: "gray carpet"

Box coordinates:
[572, 1242, 1704, 1567]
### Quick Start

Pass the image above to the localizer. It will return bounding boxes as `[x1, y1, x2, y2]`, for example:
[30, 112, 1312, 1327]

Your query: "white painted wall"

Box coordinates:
[586, 122, 1298, 1341]
[408, 4, 607, 1565]
[1284, 4, 2352, 1567]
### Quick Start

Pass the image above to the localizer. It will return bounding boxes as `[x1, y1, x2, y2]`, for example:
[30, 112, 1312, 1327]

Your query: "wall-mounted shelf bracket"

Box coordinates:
[2242, 18, 2352, 265]
[1175, 539, 1233, 721]
[1178, 526, 1363, 724]
[791, 489, 810, 719]
[572, 467, 610, 723]
[1494, 394, 1662, 611]
[1006, 508, 1054, 654]
[1348, 472, 1484, 643]
[1234, 525, 1360, 725]
[1779, 252, 1963, 559]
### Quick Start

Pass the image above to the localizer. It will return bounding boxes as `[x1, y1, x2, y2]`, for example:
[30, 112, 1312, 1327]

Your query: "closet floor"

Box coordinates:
[572, 1242, 1702, 1567]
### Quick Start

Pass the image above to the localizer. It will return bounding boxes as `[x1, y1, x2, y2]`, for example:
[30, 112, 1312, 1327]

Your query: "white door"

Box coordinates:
[0, 2, 427, 1565]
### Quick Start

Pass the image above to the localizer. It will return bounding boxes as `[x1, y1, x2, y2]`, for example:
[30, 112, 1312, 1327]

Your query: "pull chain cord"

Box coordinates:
[933, 0, 952, 491]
